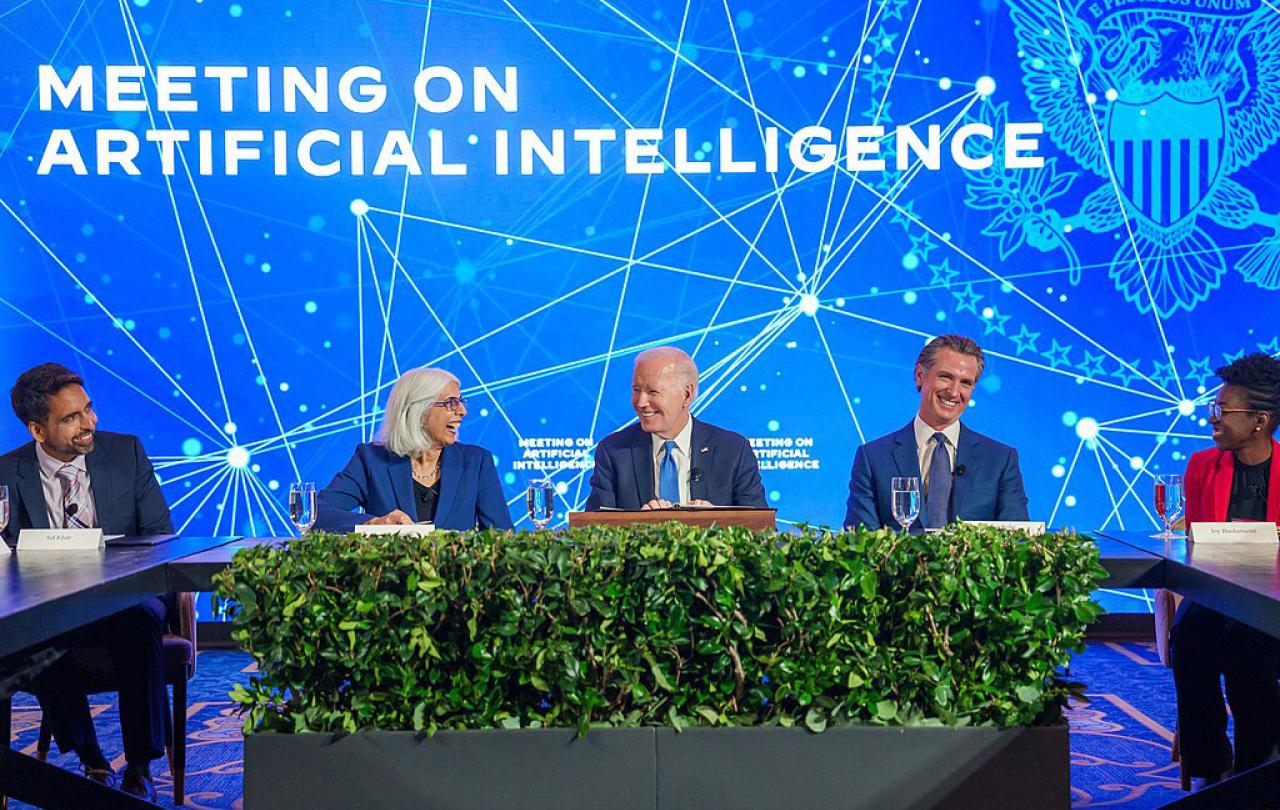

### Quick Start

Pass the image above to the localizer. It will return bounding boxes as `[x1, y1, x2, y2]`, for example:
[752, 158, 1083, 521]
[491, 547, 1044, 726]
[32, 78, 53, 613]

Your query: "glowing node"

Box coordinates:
[1074, 417, 1099, 441]
[1051, 464, 1066, 478]
[227, 446, 250, 469]
[1065, 495, 1077, 507]
[939, 77, 952, 91]
[1177, 399, 1195, 416]
[1129, 456, 1144, 471]
[799, 294, 820, 316]
[224, 421, 238, 435]
[349, 198, 369, 216]
[975, 75, 996, 96]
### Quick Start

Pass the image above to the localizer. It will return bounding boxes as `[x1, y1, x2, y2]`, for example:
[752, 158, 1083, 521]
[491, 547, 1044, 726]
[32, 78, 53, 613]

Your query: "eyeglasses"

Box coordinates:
[429, 396, 468, 413]
[1206, 402, 1256, 419]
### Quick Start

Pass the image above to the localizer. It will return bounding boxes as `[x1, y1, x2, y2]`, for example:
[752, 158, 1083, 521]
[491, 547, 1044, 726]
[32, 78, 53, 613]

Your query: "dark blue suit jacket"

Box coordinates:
[0, 431, 173, 547]
[844, 421, 1028, 530]
[585, 418, 766, 510]
[316, 441, 513, 532]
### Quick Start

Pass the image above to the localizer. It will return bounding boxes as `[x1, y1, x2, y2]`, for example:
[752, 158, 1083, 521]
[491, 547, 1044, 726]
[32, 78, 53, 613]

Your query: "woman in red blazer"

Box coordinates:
[1171, 353, 1280, 785]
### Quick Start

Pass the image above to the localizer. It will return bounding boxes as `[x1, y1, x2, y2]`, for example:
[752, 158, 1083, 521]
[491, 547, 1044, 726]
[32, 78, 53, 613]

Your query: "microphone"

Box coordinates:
[954, 465, 967, 477]
[688, 467, 703, 484]
[65, 503, 79, 517]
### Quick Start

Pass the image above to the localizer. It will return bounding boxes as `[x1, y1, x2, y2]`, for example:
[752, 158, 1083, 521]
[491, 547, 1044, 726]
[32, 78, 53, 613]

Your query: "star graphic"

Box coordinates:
[1222, 348, 1245, 365]
[1111, 358, 1143, 387]
[909, 231, 937, 262]
[880, 0, 908, 21]
[1185, 357, 1213, 388]
[874, 172, 899, 193]
[890, 200, 917, 230]
[1151, 360, 1178, 390]
[1257, 336, 1280, 356]
[862, 61, 893, 95]
[1010, 324, 1040, 355]
[982, 305, 1011, 336]
[952, 283, 982, 314]
[864, 98, 891, 123]
[1041, 339, 1072, 369]
[1076, 351, 1106, 379]
[872, 26, 898, 57]
[929, 258, 958, 289]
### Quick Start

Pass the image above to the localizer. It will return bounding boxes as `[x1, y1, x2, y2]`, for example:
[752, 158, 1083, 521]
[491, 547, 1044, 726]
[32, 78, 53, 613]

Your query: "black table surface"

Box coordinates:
[1096, 529, 1280, 638]
[166, 537, 288, 592]
[0, 536, 239, 659]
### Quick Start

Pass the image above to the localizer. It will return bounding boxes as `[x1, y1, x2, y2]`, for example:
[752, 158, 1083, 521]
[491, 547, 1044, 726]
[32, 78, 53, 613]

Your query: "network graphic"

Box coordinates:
[2, 0, 1279, 615]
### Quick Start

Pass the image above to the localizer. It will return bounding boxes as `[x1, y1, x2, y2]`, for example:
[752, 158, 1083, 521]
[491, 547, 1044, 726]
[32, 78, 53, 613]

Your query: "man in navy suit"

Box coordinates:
[0, 362, 172, 801]
[586, 347, 766, 510]
[844, 335, 1028, 530]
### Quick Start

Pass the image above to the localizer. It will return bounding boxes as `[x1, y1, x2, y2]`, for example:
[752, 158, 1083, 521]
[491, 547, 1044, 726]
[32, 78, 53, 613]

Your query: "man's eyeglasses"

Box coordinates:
[429, 396, 468, 413]
[1206, 402, 1255, 419]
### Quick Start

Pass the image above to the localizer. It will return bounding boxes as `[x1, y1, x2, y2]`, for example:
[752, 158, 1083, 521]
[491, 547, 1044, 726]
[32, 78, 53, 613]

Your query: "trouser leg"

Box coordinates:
[30, 652, 99, 758]
[1171, 601, 1233, 778]
[102, 596, 169, 766]
[1223, 620, 1280, 773]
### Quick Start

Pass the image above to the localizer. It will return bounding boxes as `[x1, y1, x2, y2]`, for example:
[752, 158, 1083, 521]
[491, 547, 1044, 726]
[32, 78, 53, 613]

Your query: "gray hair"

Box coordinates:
[635, 346, 698, 390]
[377, 367, 460, 457]
[915, 334, 985, 388]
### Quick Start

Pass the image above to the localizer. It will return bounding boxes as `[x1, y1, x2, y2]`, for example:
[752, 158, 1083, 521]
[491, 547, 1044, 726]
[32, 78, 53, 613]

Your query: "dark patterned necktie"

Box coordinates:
[925, 433, 953, 529]
[57, 464, 90, 529]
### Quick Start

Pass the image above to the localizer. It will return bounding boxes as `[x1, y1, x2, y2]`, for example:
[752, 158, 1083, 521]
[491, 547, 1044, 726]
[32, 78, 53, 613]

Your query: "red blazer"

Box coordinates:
[1183, 439, 1280, 524]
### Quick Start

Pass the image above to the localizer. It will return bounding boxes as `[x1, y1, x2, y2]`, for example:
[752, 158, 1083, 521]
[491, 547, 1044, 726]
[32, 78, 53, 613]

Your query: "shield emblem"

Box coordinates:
[1106, 93, 1225, 228]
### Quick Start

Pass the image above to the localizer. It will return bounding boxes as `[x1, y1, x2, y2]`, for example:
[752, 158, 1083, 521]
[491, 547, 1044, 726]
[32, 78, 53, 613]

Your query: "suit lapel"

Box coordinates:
[388, 452, 416, 517]
[15, 444, 49, 530]
[1210, 450, 1233, 522]
[891, 422, 920, 479]
[434, 444, 461, 525]
[690, 418, 713, 502]
[85, 444, 115, 530]
[629, 426, 655, 505]
[952, 424, 981, 521]
[1266, 440, 1280, 524]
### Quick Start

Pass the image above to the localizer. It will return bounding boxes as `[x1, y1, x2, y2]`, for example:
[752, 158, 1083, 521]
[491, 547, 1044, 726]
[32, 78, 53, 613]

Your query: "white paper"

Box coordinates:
[18, 528, 105, 551]
[1188, 522, 1278, 544]
[961, 520, 1047, 536]
[355, 522, 435, 537]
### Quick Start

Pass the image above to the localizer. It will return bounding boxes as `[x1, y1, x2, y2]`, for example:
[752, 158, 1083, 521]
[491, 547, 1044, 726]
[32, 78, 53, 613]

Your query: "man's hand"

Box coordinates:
[640, 499, 676, 510]
[686, 499, 713, 507]
[365, 509, 415, 525]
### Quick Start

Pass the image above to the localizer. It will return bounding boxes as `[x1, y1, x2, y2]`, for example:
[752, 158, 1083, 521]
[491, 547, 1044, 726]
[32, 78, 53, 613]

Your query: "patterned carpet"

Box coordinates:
[5, 641, 1199, 808]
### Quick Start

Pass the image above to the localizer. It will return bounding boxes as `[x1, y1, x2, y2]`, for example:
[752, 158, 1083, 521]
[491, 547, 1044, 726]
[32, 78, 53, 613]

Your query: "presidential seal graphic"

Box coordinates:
[973, 0, 1280, 317]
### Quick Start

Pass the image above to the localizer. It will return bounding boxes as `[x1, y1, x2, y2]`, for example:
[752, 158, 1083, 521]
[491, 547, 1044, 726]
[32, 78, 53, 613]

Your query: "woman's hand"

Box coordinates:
[365, 510, 414, 526]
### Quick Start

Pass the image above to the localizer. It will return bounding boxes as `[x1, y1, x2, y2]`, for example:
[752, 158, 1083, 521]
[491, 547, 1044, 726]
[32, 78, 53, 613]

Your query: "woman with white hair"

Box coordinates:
[315, 367, 512, 531]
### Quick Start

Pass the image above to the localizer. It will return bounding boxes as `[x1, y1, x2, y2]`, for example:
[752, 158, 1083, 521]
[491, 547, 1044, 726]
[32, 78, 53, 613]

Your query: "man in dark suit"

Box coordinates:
[0, 362, 172, 801]
[844, 335, 1028, 530]
[586, 346, 766, 510]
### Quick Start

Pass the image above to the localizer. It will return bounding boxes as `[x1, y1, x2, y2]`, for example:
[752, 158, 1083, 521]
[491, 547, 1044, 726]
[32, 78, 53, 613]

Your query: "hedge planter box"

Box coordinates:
[244, 724, 1068, 810]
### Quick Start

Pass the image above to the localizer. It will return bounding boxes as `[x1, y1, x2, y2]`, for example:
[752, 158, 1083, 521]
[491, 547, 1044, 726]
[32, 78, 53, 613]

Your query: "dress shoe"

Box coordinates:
[121, 762, 157, 803]
[78, 749, 115, 786]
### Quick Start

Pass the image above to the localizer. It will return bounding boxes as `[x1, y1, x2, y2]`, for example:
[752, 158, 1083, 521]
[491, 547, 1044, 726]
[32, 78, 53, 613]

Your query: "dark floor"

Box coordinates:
[7, 641, 1190, 809]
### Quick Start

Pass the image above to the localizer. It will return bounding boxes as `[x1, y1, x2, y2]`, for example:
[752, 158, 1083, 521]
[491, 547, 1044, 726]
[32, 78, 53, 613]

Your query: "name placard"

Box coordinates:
[962, 520, 1047, 536]
[355, 523, 435, 537]
[18, 528, 105, 551]
[1189, 522, 1279, 544]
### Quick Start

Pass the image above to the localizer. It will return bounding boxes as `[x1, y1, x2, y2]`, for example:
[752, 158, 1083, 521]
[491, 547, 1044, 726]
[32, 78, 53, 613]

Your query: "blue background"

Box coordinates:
[2, 0, 1278, 614]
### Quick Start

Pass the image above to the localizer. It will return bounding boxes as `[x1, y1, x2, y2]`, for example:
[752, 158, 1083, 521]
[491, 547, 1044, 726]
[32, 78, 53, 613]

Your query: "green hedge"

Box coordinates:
[214, 523, 1103, 735]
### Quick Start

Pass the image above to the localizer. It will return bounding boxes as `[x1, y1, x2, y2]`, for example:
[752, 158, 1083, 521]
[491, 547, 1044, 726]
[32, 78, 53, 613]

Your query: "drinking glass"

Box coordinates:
[1152, 474, 1184, 540]
[891, 477, 920, 532]
[526, 478, 555, 530]
[0, 485, 8, 536]
[289, 481, 317, 535]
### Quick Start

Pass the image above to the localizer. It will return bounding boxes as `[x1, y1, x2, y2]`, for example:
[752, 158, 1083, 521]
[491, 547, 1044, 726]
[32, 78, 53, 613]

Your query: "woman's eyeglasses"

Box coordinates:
[1206, 402, 1255, 419]
[429, 396, 468, 413]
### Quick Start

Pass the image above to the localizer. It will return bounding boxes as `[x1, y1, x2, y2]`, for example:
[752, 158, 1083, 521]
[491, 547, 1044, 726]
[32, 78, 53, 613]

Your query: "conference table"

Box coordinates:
[1, 530, 1278, 809]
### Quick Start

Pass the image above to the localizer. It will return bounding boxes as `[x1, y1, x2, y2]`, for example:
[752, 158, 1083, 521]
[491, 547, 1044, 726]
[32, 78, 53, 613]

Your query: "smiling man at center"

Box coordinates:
[844, 334, 1028, 530]
[586, 346, 766, 511]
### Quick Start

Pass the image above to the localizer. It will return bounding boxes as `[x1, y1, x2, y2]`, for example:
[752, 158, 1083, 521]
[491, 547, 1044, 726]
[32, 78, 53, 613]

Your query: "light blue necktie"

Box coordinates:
[925, 432, 953, 529]
[659, 440, 680, 503]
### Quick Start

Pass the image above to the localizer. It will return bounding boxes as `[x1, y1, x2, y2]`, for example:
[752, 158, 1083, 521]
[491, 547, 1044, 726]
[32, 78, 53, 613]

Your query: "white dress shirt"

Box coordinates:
[650, 416, 693, 504]
[913, 415, 960, 500]
[35, 442, 98, 529]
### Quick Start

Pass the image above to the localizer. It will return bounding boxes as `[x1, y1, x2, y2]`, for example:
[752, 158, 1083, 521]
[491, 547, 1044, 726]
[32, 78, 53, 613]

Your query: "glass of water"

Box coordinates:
[891, 477, 920, 532]
[0, 484, 9, 536]
[289, 481, 317, 535]
[1152, 474, 1184, 540]
[526, 478, 555, 530]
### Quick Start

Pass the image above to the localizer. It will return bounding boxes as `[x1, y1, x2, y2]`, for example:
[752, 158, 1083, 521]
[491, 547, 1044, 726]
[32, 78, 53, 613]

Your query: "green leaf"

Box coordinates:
[803, 707, 828, 733]
[876, 701, 898, 721]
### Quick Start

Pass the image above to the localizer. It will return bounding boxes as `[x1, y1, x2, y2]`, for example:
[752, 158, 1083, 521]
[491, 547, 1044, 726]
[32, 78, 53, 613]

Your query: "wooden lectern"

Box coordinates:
[568, 508, 776, 532]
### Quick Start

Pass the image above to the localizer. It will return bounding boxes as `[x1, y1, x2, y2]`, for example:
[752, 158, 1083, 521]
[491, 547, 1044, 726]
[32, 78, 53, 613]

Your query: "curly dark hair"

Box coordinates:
[11, 362, 84, 426]
[1216, 353, 1280, 435]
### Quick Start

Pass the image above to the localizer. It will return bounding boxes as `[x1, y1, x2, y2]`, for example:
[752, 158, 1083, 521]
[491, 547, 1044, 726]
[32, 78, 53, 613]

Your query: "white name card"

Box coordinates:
[18, 528, 105, 551]
[355, 523, 435, 537]
[1189, 522, 1279, 544]
[962, 520, 1047, 536]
